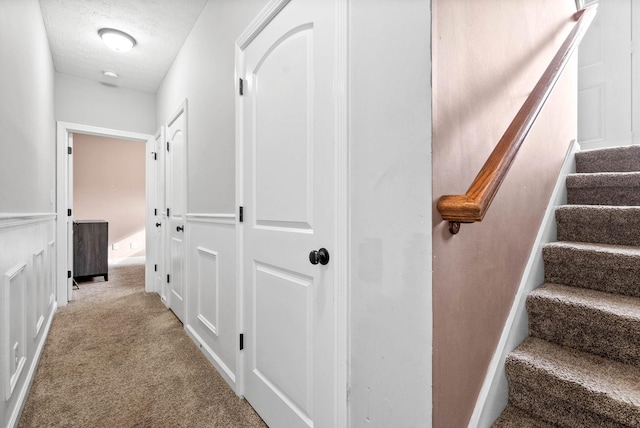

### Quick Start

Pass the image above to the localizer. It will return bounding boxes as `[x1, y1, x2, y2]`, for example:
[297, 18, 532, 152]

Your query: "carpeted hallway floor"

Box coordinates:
[19, 260, 267, 427]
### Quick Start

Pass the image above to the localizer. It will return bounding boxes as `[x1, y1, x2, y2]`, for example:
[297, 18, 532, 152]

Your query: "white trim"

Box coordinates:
[236, 0, 292, 50]
[196, 246, 219, 336]
[0, 214, 56, 229]
[185, 324, 236, 388]
[186, 213, 236, 225]
[56, 122, 154, 306]
[470, 140, 580, 428]
[4, 263, 26, 401]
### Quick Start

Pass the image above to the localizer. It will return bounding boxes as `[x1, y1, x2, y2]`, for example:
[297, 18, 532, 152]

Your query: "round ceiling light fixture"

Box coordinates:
[98, 28, 136, 52]
[103, 71, 118, 78]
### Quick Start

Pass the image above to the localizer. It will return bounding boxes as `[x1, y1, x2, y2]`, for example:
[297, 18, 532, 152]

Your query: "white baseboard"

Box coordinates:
[185, 324, 236, 392]
[469, 140, 580, 428]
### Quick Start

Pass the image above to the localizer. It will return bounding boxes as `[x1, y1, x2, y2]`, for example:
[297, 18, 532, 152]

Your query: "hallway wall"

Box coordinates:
[56, 73, 156, 135]
[432, 0, 578, 425]
[0, 1, 57, 427]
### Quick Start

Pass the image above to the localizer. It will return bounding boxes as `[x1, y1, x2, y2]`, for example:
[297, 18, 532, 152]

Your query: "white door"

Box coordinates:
[153, 127, 166, 302]
[578, 0, 632, 149]
[166, 105, 187, 322]
[240, 2, 337, 427]
[67, 132, 74, 300]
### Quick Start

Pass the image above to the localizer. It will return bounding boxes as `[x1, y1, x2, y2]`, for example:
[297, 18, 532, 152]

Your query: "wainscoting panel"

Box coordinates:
[0, 214, 57, 427]
[184, 214, 236, 388]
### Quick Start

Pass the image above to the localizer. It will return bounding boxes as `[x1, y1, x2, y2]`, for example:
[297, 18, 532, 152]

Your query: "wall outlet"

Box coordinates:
[112, 243, 119, 250]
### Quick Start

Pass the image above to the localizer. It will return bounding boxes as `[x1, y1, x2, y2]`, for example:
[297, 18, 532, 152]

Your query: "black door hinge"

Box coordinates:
[167, 274, 170, 283]
[152, 152, 157, 160]
[167, 208, 170, 217]
[166, 141, 170, 152]
[239, 78, 244, 96]
[239, 206, 244, 223]
[154, 208, 158, 216]
[67, 147, 72, 155]
[239, 334, 244, 350]
[154, 264, 158, 272]
[67, 270, 72, 279]
[67, 208, 72, 216]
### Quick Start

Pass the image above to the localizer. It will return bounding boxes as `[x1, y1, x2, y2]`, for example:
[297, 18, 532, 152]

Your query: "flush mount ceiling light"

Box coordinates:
[103, 71, 118, 78]
[98, 28, 136, 52]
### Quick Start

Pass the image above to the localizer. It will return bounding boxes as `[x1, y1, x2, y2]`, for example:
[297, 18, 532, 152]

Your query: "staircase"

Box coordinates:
[494, 145, 640, 427]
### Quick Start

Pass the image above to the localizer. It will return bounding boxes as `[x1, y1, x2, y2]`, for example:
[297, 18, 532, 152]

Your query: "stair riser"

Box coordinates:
[506, 380, 633, 428]
[527, 297, 640, 365]
[505, 358, 640, 426]
[543, 249, 640, 298]
[567, 187, 640, 206]
[556, 208, 640, 247]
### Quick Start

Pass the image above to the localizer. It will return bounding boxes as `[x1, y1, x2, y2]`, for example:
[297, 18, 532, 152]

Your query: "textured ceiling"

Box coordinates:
[39, 0, 208, 94]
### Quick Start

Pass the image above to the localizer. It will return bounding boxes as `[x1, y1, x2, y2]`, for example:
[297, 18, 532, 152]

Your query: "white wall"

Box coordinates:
[0, 1, 56, 214]
[0, 1, 58, 426]
[55, 73, 156, 135]
[348, 1, 433, 425]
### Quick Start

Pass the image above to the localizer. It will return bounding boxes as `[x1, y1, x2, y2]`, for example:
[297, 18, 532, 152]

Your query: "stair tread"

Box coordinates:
[576, 145, 640, 173]
[567, 171, 640, 188]
[531, 283, 640, 320]
[507, 337, 640, 404]
[545, 240, 640, 259]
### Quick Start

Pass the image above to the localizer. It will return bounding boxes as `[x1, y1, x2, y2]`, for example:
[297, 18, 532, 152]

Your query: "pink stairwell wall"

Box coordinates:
[73, 133, 146, 261]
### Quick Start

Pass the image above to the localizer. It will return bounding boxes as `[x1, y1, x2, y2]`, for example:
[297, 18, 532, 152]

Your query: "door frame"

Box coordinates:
[234, 0, 349, 425]
[55, 122, 155, 305]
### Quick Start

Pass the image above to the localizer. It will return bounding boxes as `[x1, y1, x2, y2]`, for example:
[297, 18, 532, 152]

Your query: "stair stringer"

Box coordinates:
[470, 140, 581, 428]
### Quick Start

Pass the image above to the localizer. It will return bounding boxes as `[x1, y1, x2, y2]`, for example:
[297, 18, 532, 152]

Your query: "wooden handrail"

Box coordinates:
[437, 5, 597, 234]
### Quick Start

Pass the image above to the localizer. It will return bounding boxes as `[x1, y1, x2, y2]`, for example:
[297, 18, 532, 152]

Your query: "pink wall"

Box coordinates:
[73, 134, 146, 260]
[432, 0, 578, 425]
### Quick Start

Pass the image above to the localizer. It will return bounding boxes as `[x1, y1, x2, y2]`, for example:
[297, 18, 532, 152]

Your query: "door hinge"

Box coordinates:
[239, 78, 244, 96]
[167, 274, 170, 283]
[67, 208, 72, 216]
[154, 264, 158, 272]
[166, 141, 170, 152]
[154, 208, 158, 216]
[67, 270, 72, 279]
[239, 333, 244, 350]
[239, 206, 244, 223]
[151, 152, 157, 160]
[167, 208, 170, 216]
[67, 146, 72, 155]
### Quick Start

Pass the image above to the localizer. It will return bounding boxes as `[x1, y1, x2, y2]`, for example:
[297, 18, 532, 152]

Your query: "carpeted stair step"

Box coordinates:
[576, 145, 640, 173]
[566, 171, 640, 206]
[543, 241, 640, 297]
[505, 337, 640, 427]
[492, 404, 554, 427]
[555, 205, 640, 246]
[527, 283, 640, 365]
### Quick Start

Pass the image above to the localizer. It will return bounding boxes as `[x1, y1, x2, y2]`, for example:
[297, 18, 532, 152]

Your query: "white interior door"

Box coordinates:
[240, 2, 337, 427]
[153, 127, 166, 302]
[67, 132, 74, 301]
[578, 0, 632, 149]
[166, 105, 187, 322]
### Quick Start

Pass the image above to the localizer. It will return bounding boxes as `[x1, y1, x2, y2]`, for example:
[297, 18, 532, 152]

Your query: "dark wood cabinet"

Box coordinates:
[73, 220, 108, 281]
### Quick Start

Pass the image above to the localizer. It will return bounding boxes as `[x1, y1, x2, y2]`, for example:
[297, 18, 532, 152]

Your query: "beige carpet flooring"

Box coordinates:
[19, 260, 267, 428]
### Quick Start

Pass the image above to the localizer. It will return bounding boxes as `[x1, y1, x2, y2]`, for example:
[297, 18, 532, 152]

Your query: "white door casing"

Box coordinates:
[66, 133, 74, 301]
[166, 103, 187, 323]
[237, 1, 348, 426]
[153, 126, 166, 299]
[578, 0, 632, 149]
[55, 122, 154, 306]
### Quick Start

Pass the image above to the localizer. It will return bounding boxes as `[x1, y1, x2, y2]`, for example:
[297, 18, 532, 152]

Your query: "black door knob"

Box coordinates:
[309, 248, 330, 265]
[177, 225, 184, 232]
[155, 222, 161, 227]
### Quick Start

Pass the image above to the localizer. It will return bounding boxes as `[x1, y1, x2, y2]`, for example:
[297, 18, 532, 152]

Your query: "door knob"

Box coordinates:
[309, 248, 330, 265]
[176, 225, 184, 232]
[155, 222, 161, 227]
